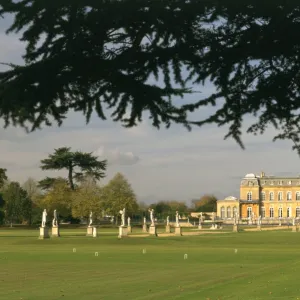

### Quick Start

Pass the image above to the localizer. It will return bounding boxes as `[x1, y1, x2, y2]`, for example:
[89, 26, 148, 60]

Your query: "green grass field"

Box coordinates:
[1, 227, 300, 300]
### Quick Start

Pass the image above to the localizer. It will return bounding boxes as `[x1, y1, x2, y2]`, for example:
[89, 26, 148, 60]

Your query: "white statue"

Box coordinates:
[258, 215, 262, 225]
[187, 217, 189, 223]
[175, 211, 180, 227]
[148, 208, 155, 226]
[52, 209, 58, 227]
[127, 217, 131, 227]
[89, 211, 93, 227]
[166, 216, 169, 226]
[111, 216, 114, 223]
[42, 209, 47, 228]
[233, 214, 237, 226]
[119, 208, 125, 227]
[143, 217, 146, 225]
[212, 212, 215, 222]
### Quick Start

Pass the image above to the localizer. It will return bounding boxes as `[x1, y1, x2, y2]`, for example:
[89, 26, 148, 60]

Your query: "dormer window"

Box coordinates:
[279, 181, 283, 185]
[288, 180, 292, 185]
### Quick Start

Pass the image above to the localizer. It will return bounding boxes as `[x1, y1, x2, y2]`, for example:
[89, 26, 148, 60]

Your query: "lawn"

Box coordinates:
[0, 227, 300, 300]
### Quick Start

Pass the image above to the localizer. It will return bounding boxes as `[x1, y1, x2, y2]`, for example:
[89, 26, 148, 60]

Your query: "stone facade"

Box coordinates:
[217, 172, 300, 220]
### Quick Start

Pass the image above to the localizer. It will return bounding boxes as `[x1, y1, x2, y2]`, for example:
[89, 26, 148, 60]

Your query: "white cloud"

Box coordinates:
[94, 146, 139, 166]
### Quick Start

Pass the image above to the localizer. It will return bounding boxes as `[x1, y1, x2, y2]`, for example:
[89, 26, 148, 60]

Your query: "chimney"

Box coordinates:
[261, 171, 265, 178]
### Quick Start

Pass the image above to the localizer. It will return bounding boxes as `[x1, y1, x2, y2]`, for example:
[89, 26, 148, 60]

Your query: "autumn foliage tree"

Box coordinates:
[192, 195, 217, 212]
[102, 173, 138, 222]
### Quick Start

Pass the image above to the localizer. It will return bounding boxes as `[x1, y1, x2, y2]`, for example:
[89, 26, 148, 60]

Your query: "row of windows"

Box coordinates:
[219, 206, 300, 218]
[260, 207, 300, 218]
[246, 191, 300, 201]
[261, 180, 294, 186]
[220, 206, 238, 218]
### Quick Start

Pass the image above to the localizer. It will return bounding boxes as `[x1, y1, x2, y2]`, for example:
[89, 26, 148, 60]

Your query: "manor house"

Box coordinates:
[217, 172, 300, 219]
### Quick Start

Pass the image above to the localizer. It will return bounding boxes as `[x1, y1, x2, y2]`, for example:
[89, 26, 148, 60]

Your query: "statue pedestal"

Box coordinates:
[149, 225, 157, 236]
[92, 227, 97, 237]
[142, 224, 147, 232]
[175, 226, 182, 236]
[52, 226, 60, 237]
[233, 225, 238, 232]
[39, 227, 50, 239]
[198, 224, 202, 230]
[257, 225, 262, 231]
[279, 221, 282, 226]
[118, 226, 128, 238]
[165, 225, 171, 233]
[127, 226, 132, 233]
[87, 226, 93, 236]
[292, 225, 297, 232]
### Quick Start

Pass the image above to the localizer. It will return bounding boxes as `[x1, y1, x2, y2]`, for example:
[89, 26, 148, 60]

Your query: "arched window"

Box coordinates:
[287, 192, 292, 201]
[269, 192, 274, 201]
[221, 207, 225, 219]
[278, 192, 283, 201]
[296, 207, 300, 217]
[278, 207, 283, 218]
[287, 207, 292, 218]
[270, 207, 274, 218]
[260, 192, 266, 201]
[247, 192, 252, 201]
[296, 192, 300, 201]
[247, 207, 252, 218]
[261, 207, 265, 218]
[227, 207, 231, 218]
[233, 206, 237, 217]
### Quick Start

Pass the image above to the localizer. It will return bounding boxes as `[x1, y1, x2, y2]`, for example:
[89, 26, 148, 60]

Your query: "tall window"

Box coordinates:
[227, 207, 231, 218]
[296, 192, 300, 201]
[270, 207, 274, 218]
[260, 192, 266, 201]
[287, 207, 292, 218]
[278, 192, 283, 201]
[287, 192, 292, 201]
[261, 207, 265, 218]
[233, 206, 237, 217]
[221, 207, 225, 219]
[278, 207, 283, 218]
[247, 192, 252, 201]
[296, 207, 300, 217]
[269, 192, 274, 201]
[247, 207, 252, 218]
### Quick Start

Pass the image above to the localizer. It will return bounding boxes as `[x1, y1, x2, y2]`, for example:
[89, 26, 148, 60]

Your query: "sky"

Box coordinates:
[0, 13, 299, 205]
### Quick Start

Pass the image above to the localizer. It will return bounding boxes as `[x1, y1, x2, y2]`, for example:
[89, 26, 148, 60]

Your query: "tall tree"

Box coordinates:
[2, 182, 32, 226]
[22, 177, 40, 201]
[40, 147, 107, 190]
[102, 173, 138, 221]
[0, 168, 8, 189]
[2, 1, 300, 152]
[40, 181, 72, 218]
[72, 180, 103, 221]
[193, 195, 217, 212]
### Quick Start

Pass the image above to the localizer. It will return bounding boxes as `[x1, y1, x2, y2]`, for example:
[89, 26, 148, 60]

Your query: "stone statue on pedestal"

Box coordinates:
[143, 217, 146, 225]
[176, 211, 180, 227]
[89, 211, 93, 227]
[166, 216, 169, 226]
[212, 212, 215, 223]
[42, 209, 47, 228]
[127, 217, 131, 227]
[52, 209, 58, 227]
[111, 216, 114, 223]
[148, 208, 155, 226]
[119, 208, 126, 227]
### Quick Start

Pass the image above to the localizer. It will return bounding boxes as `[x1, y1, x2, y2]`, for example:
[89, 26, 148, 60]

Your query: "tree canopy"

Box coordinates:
[40, 147, 107, 190]
[192, 194, 217, 212]
[1, 1, 300, 152]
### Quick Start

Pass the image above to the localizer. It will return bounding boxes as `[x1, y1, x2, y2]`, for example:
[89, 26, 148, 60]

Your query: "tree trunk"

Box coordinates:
[68, 164, 75, 190]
